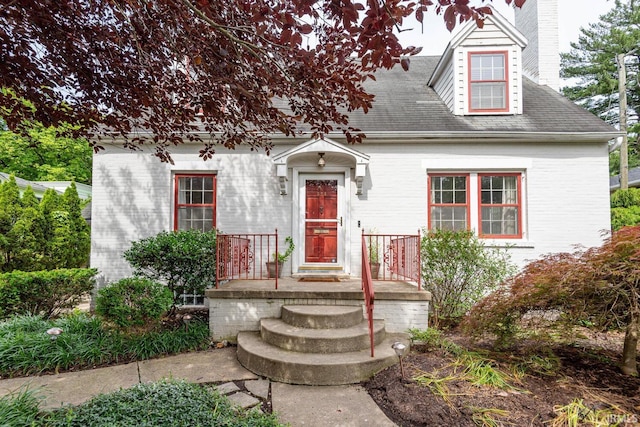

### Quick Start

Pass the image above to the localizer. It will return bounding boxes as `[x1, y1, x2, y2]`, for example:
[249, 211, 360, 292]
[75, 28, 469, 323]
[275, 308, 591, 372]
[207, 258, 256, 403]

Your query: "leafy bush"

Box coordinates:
[0, 312, 209, 377]
[421, 229, 516, 328]
[123, 229, 217, 305]
[610, 188, 640, 230]
[43, 379, 282, 427]
[0, 268, 96, 319]
[464, 225, 640, 376]
[95, 277, 173, 328]
[611, 205, 640, 230]
[611, 187, 640, 208]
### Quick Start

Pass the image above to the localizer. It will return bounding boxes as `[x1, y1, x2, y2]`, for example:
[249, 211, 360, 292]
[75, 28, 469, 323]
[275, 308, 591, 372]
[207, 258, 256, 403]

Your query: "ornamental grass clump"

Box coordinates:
[0, 312, 209, 377]
[0, 387, 41, 427]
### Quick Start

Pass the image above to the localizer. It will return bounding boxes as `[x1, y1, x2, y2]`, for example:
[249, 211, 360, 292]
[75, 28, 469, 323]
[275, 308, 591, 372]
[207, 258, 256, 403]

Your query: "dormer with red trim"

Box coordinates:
[428, 8, 528, 116]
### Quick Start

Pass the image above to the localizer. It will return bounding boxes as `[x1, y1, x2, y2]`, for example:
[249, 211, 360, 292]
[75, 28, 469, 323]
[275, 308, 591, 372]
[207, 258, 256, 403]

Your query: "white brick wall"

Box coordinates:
[91, 139, 611, 283]
[208, 297, 429, 341]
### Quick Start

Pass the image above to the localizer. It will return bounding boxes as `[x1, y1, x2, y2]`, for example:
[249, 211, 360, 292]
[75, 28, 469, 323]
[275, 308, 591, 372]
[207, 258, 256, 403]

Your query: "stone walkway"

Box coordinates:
[0, 347, 396, 426]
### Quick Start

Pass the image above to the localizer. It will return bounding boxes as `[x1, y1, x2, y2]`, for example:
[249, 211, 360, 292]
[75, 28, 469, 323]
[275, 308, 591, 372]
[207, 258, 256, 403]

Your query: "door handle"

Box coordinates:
[339, 217, 342, 226]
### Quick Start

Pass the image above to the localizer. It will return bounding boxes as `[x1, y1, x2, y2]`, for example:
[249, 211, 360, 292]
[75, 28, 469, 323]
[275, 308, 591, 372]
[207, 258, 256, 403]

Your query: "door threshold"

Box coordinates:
[298, 265, 343, 271]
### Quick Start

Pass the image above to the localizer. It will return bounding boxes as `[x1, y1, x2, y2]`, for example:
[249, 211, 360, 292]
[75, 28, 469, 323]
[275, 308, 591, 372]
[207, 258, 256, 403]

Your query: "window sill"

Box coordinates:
[481, 239, 535, 249]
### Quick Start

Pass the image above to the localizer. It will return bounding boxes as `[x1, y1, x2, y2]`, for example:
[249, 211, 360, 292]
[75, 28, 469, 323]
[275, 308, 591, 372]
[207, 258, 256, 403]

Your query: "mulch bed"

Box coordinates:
[364, 336, 640, 426]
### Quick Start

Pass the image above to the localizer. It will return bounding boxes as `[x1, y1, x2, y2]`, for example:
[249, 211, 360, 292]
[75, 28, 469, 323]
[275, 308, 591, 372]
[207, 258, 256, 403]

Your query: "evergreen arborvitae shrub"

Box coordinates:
[95, 277, 173, 328]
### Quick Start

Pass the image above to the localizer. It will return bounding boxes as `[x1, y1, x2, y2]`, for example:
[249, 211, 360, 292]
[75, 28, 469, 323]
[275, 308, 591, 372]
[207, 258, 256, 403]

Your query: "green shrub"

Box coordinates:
[421, 229, 516, 329]
[0, 268, 96, 319]
[95, 277, 173, 328]
[43, 379, 282, 427]
[0, 312, 209, 377]
[610, 188, 640, 208]
[124, 229, 217, 305]
[610, 189, 640, 230]
[611, 205, 640, 230]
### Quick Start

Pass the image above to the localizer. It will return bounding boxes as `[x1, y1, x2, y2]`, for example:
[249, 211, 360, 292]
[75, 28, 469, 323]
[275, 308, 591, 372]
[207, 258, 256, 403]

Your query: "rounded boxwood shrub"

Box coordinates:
[95, 278, 173, 328]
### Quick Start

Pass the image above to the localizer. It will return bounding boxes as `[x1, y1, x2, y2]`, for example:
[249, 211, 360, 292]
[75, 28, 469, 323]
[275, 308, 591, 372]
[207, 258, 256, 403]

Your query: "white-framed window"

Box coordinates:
[468, 51, 508, 112]
[428, 172, 523, 239]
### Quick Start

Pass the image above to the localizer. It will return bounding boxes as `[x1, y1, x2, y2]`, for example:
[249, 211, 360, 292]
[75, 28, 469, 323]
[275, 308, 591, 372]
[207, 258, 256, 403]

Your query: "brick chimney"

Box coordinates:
[514, 0, 560, 91]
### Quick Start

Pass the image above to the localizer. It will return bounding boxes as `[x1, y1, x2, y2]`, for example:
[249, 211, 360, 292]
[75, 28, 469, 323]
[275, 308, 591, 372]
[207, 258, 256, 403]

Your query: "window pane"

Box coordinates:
[204, 192, 213, 204]
[481, 207, 518, 236]
[471, 83, 506, 109]
[441, 176, 453, 190]
[431, 207, 467, 231]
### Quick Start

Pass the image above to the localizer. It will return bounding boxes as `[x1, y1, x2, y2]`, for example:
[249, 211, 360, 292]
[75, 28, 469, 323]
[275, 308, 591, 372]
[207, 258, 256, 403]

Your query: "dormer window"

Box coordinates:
[468, 51, 509, 113]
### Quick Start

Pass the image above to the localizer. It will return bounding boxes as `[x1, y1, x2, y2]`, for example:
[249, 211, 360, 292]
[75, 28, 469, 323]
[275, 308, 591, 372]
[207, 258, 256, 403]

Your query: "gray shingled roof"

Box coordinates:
[0, 172, 52, 193]
[610, 166, 640, 191]
[337, 56, 617, 136]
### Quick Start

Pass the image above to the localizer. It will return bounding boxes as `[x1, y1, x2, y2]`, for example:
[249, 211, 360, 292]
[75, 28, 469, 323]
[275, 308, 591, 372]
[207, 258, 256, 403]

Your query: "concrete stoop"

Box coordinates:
[236, 305, 408, 385]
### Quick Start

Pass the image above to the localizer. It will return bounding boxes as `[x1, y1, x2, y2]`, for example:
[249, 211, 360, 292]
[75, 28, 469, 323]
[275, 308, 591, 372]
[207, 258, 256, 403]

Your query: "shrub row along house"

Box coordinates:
[90, 0, 618, 384]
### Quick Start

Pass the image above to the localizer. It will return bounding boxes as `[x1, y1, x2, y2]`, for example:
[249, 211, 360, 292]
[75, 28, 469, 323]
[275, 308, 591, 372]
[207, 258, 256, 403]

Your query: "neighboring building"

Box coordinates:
[609, 166, 640, 192]
[0, 172, 60, 199]
[90, 0, 618, 286]
[34, 181, 93, 200]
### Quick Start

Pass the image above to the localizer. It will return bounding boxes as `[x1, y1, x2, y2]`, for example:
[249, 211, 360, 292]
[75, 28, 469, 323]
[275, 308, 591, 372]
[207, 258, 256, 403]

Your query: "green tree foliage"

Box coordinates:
[464, 225, 640, 376]
[561, 0, 640, 175]
[611, 187, 640, 230]
[421, 229, 516, 329]
[123, 230, 217, 305]
[0, 1, 520, 163]
[0, 176, 90, 272]
[0, 116, 92, 184]
[96, 278, 173, 328]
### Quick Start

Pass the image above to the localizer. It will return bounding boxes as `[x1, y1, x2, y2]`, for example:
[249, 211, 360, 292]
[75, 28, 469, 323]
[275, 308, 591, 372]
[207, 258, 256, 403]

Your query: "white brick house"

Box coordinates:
[90, 1, 618, 288]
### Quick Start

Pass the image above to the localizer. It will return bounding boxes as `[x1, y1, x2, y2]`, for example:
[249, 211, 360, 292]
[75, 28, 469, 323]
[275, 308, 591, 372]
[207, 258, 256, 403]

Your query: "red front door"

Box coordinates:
[305, 179, 338, 263]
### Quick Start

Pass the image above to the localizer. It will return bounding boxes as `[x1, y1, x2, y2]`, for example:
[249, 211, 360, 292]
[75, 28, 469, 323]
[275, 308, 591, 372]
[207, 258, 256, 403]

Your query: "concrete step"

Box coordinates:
[281, 305, 363, 329]
[260, 318, 386, 353]
[237, 331, 409, 385]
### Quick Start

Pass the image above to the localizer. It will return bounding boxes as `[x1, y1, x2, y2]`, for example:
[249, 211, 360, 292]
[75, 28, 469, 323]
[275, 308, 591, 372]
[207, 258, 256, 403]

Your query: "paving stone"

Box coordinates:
[215, 381, 240, 395]
[244, 379, 270, 399]
[227, 391, 261, 409]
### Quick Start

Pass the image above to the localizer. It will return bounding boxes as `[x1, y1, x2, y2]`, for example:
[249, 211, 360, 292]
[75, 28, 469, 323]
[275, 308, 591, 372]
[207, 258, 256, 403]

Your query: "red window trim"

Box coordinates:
[477, 173, 522, 239]
[467, 51, 509, 113]
[173, 173, 217, 231]
[427, 173, 471, 231]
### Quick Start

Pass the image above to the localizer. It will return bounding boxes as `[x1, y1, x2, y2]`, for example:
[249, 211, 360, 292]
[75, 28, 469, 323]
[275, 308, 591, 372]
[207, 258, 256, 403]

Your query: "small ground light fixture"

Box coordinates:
[46, 327, 63, 340]
[182, 314, 192, 331]
[392, 342, 407, 378]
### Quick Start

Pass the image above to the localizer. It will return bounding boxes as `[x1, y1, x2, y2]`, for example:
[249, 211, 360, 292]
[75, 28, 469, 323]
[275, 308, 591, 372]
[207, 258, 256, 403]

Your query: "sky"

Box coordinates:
[396, 0, 616, 56]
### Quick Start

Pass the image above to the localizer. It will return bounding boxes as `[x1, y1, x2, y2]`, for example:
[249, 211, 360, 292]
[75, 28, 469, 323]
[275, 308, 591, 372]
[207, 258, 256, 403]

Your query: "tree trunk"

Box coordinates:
[621, 313, 638, 376]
